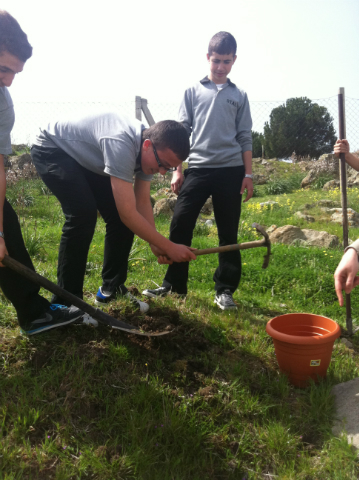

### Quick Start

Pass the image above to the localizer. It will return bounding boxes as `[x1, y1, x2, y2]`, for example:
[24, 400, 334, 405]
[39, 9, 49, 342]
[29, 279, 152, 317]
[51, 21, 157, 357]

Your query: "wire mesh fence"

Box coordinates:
[10, 95, 359, 159]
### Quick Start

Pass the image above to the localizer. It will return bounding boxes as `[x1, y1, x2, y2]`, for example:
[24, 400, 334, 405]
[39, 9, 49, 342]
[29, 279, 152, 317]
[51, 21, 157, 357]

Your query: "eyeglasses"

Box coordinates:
[151, 142, 177, 173]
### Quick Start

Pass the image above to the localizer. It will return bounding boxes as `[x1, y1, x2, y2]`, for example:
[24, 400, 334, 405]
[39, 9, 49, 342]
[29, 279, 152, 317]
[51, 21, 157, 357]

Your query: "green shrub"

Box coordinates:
[193, 222, 210, 237]
[7, 189, 34, 207]
[265, 173, 304, 195]
[311, 174, 334, 190]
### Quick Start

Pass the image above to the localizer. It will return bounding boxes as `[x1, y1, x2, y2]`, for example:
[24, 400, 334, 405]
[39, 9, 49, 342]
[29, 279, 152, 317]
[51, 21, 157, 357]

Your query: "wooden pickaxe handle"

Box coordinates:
[195, 223, 271, 269]
[1, 254, 169, 336]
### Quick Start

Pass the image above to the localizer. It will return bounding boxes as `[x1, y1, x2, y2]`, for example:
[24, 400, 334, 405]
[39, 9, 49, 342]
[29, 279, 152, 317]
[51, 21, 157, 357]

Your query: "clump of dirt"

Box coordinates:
[108, 305, 181, 336]
[31, 350, 51, 370]
[108, 305, 216, 390]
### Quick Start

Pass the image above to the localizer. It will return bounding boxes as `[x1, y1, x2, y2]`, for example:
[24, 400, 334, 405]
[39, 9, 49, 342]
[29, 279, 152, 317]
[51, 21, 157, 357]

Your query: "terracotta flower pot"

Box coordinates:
[266, 313, 341, 388]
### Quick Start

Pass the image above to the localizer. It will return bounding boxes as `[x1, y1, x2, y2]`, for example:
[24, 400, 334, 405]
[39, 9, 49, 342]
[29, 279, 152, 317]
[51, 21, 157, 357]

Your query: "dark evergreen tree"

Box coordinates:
[252, 131, 264, 158]
[263, 97, 336, 159]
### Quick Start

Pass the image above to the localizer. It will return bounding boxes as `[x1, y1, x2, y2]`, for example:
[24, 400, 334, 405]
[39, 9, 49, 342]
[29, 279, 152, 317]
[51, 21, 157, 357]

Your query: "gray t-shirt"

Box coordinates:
[33, 111, 152, 183]
[0, 87, 15, 155]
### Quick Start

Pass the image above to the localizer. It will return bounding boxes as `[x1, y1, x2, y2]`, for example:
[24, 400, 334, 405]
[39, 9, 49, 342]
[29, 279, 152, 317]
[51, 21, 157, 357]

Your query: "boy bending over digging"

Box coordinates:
[0, 10, 86, 335]
[143, 31, 253, 310]
[31, 115, 196, 310]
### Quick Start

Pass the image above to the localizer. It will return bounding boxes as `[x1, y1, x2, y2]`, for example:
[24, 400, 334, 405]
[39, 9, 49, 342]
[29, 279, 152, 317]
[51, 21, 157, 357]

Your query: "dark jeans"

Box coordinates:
[163, 165, 245, 295]
[0, 198, 50, 328]
[31, 145, 134, 305]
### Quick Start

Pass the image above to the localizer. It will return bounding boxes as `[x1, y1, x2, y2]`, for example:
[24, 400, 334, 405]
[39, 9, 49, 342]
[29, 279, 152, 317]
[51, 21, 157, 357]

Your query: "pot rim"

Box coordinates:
[266, 313, 341, 345]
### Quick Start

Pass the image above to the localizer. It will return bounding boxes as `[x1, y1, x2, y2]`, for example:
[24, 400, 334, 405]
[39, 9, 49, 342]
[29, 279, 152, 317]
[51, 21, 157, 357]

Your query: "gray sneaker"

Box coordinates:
[95, 285, 149, 313]
[21, 304, 84, 336]
[142, 286, 171, 298]
[214, 290, 237, 310]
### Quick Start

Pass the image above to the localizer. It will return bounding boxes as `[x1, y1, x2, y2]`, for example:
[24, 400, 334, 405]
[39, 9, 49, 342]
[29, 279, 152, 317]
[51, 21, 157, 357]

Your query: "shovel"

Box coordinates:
[2, 254, 169, 337]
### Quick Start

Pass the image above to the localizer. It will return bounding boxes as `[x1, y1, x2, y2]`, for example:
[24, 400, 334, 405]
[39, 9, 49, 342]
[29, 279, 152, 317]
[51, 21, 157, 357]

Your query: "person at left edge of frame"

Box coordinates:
[0, 10, 87, 336]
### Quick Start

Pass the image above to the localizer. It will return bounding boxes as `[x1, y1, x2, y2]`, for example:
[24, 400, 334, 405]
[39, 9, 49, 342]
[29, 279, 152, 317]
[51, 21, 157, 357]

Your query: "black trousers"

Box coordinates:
[31, 146, 134, 305]
[162, 165, 245, 295]
[0, 198, 50, 328]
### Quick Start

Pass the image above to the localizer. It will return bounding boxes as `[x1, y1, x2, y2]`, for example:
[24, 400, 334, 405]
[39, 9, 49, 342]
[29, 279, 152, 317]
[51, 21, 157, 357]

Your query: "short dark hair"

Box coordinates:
[208, 31, 237, 57]
[0, 10, 32, 62]
[142, 120, 190, 161]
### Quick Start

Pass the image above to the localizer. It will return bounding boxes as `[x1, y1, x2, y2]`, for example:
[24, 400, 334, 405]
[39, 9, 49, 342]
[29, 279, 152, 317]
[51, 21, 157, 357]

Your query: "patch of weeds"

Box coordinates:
[252, 184, 266, 197]
[265, 173, 304, 196]
[193, 222, 210, 237]
[311, 174, 334, 190]
[6, 187, 35, 207]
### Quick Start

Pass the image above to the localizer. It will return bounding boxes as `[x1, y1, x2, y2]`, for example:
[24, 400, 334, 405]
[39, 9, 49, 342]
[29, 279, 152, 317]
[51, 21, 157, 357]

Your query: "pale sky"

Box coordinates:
[4, 0, 359, 104]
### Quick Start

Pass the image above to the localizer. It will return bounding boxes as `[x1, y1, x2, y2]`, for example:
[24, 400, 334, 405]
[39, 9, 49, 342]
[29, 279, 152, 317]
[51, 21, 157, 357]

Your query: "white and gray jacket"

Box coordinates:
[345, 239, 359, 257]
[179, 76, 252, 168]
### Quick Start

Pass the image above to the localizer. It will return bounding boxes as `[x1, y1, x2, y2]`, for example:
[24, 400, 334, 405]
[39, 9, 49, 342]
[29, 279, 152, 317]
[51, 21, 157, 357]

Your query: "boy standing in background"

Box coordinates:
[143, 31, 253, 310]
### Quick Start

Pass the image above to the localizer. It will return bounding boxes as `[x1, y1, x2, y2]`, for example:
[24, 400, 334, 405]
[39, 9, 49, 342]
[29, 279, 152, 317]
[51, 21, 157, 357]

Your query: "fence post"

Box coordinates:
[338, 87, 352, 335]
[135, 96, 142, 121]
[141, 98, 155, 126]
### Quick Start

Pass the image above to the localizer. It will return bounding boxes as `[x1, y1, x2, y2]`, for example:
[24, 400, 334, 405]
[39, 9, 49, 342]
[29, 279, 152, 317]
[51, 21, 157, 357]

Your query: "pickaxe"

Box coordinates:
[2, 224, 270, 335]
[194, 222, 271, 268]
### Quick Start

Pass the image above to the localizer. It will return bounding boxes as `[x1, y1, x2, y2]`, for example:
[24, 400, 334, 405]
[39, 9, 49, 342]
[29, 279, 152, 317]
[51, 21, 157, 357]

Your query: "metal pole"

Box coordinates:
[338, 87, 352, 335]
[135, 96, 142, 121]
[141, 98, 155, 126]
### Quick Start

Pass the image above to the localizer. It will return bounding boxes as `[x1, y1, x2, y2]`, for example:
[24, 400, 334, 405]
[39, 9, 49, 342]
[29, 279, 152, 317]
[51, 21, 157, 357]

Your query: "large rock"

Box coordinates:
[301, 169, 318, 188]
[298, 203, 314, 210]
[253, 174, 267, 185]
[332, 377, 359, 450]
[302, 229, 339, 248]
[322, 180, 356, 191]
[269, 225, 339, 248]
[153, 197, 176, 216]
[5, 153, 39, 183]
[266, 225, 277, 234]
[269, 226, 306, 245]
[301, 154, 340, 188]
[348, 169, 359, 185]
[201, 197, 213, 215]
[330, 208, 359, 227]
[9, 152, 32, 169]
[294, 212, 315, 223]
[317, 199, 340, 208]
[153, 187, 171, 198]
[323, 180, 340, 191]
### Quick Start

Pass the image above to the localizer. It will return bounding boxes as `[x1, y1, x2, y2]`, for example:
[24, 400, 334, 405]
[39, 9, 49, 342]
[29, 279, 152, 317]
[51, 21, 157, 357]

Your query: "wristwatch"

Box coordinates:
[0, 232, 4, 239]
[245, 174, 254, 179]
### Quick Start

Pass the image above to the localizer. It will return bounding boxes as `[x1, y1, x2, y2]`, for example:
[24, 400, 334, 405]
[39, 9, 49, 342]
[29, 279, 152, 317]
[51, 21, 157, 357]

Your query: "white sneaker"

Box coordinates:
[125, 292, 150, 313]
[214, 290, 237, 311]
[73, 313, 99, 327]
[81, 313, 99, 327]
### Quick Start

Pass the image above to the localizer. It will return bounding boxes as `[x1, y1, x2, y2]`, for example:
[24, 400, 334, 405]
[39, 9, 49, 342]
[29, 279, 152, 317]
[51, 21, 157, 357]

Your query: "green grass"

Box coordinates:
[1, 174, 359, 479]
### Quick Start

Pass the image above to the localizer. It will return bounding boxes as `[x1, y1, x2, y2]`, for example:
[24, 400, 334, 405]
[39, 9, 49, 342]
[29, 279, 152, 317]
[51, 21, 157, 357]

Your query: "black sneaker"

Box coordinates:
[21, 304, 84, 336]
[95, 285, 149, 313]
[214, 290, 237, 311]
[142, 286, 171, 298]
